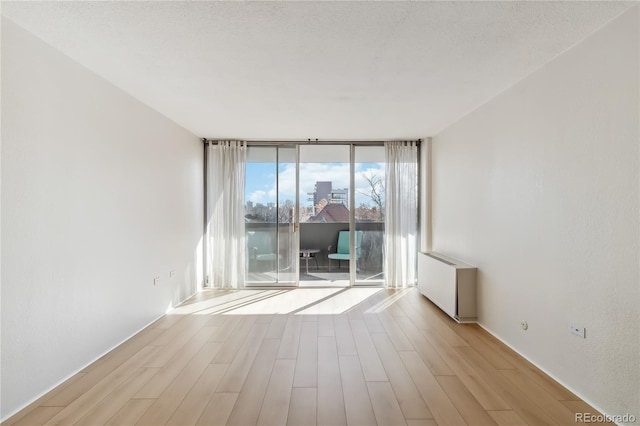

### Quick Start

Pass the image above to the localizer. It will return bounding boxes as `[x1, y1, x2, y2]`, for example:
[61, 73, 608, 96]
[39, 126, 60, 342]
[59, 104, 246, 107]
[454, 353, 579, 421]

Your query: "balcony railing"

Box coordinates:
[245, 222, 385, 283]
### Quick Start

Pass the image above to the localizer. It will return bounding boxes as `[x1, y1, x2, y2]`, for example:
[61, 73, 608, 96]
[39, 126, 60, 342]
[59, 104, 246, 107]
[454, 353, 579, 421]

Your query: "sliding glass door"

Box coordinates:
[354, 146, 386, 285]
[245, 146, 298, 286]
[245, 144, 386, 287]
[298, 145, 351, 287]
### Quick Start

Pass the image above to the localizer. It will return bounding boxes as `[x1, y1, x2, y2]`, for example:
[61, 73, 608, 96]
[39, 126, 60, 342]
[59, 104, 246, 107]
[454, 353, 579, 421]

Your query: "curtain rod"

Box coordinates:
[201, 138, 422, 145]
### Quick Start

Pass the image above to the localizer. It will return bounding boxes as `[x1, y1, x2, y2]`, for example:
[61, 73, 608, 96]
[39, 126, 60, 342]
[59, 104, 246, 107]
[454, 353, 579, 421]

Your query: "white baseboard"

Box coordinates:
[2, 289, 199, 423]
[476, 322, 621, 425]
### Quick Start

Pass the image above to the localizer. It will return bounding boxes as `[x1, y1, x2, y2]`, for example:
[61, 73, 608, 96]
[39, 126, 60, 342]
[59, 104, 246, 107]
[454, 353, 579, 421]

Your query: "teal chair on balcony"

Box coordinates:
[328, 230, 363, 270]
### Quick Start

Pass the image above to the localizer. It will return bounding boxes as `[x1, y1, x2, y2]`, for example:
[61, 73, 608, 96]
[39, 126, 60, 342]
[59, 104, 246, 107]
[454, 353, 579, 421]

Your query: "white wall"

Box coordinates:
[430, 6, 639, 421]
[0, 18, 203, 420]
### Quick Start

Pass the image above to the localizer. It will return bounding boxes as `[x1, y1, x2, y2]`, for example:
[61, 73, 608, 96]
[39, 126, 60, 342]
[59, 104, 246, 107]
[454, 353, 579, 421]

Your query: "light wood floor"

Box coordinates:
[4, 287, 611, 426]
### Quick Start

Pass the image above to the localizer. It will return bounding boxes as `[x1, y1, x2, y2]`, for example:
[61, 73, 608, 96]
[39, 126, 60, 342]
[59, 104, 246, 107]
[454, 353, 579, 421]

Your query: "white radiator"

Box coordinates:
[417, 252, 477, 323]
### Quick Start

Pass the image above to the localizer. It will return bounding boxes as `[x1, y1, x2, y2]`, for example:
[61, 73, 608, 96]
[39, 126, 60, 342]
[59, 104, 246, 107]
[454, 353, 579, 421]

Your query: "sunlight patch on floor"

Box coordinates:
[222, 288, 344, 315]
[364, 287, 412, 313]
[171, 290, 284, 315]
[295, 287, 384, 315]
[171, 286, 389, 317]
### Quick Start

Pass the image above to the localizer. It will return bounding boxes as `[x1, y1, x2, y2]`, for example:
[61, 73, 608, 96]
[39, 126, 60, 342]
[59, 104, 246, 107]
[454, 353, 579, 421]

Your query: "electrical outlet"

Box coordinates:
[570, 323, 586, 338]
[153, 276, 161, 286]
[169, 270, 176, 278]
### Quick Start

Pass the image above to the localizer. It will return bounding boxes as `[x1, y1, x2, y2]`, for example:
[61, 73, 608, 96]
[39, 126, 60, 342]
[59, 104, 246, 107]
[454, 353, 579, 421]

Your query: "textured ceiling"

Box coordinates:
[2, 1, 634, 139]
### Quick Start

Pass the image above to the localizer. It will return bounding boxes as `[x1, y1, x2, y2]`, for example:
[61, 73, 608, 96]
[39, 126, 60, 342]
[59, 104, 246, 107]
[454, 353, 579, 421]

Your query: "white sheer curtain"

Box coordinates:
[384, 141, 418, 288]
[206, 141, 247, 289]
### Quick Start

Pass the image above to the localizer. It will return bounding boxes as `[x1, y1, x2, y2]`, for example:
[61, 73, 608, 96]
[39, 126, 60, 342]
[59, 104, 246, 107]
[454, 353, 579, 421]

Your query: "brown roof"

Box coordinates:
[309, 203, 350, 223]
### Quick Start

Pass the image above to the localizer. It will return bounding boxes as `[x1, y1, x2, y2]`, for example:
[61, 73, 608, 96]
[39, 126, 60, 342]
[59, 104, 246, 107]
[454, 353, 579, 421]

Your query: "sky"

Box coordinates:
[245, 161, 385, 209]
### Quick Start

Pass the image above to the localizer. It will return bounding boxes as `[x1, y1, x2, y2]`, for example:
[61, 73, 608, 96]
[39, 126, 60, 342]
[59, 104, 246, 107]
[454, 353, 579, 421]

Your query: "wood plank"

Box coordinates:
[293, 321, 318, 388]
[500, 369, 578, 425]
[148, 315, 197, 346]
[385, 294, 409, 318]
[216, 322, 269, 392]
[193, 291, 273, 315]
[196, 393, 239, 426]
[406, 420, 438, 426]
[75, 367, 159, 425]
[226, 338, 280, 426]
[475, 326, 579, 401]
[257, 359, 296, 426]
[338, 356, 377, 426]
[355, 290, 381, 315]
[287, 388, 317, 426]
[205, 313, 231, 328]
[42, 327, 163, 407]
[134, 327, 217, 399]
[435, 375, 497, 426]
[208, 315, 242, 342]
[317, 336, 347, 426]
[363, 311, 386, 334]
[399, 351, 466, 426]
[318, 315, 335, 337]
[3, 373, 87, 425]
[43, 346, 160, 426]
[334, 314, 357, 356]
[448, 323, 515, 370]
[361, 289, 397, 314]
[470, 325, 549, 373]
[143, 320, 211, 368]
[459, 373, 512, 412]
[368, 287, 392, 305]
[420, 328, 510, 411]
[303, 314, 319, 322]
[366, 381, 407, 426]
[454, 345, 556, 425]
[487, 410, 528, 426]
[136, 341, 222, 425]
[212, 315, 259, 363]
[12, 407, 64, 426]
[265, 314, 289, 339]
[105, 399, 154, 426]
[347, 305, 364, 321]
[349, 319, 388, 382]
[400, 290, 469, 347]
[80, 326, 165, 372]
[151, 314, 184, 330]
[370, 332, 433, 420]
[517, 363, 580, 402]
[277, 315, 304, 359]
[358, 297, 386, 334]
[257, 314, 275, 324]
[377, 310, 414, 351]
[166, 363, 229, 426]
[394, 316, 455, 376]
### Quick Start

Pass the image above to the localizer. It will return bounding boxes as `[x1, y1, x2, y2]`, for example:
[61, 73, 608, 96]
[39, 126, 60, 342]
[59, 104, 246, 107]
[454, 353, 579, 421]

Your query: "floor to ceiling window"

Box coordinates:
[244, 143, 388, 287]
[205, 140, 418, 290]
[245, 146, 298, 286]
[354, 145, 386, 285]
[298, 145, 352, 287]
